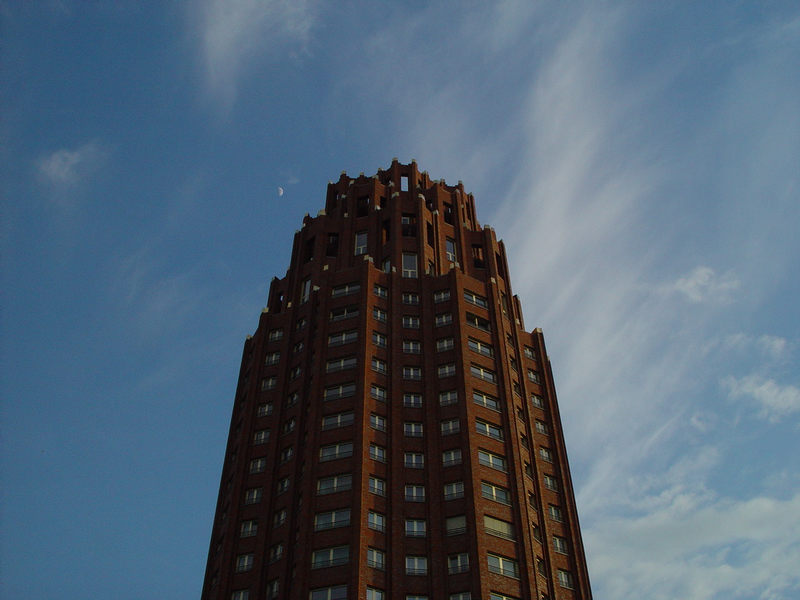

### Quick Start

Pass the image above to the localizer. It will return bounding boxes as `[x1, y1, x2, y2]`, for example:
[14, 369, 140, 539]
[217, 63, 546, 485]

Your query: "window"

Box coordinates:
[441, 419, 460, 436]
[404, 422, 423, 437]
[330, 305, 359, 322]
[464, 290, 488, 308]
[489, 593, 518, 600]
[373, 284, 388, 298]
[265, 351, 280, 366]
[370, 413, 387, 431]
[295, 318, 307, 331]
[544, 475, 559, 491]
[319, 442, 353, 462]
[373, 307, 388, 322]
[257, 403, 272, 417]
[473, 390, 500, 411]
[403, 366, 422, 380]
[232, 591, 249, 600]
[369, 476, 386, 496]
[372, 331, 387, 348]
[368, 511, 386, 532]
[312, 546, 349, 569]
[548, 504, 564, 522]
[466, 312, 490, 331]
[253, 429, 270, 445]
[261, 376, 277, 391]
[434, 289, 451, 303]
[240, 520, 258, 537]
[326, 232, 339, 256]
[540, 447, 554, 462]
[310, 586, 347, 600]
[371, 384, 387, 401]
[448, 553, 469, 574]
[367, 547, 385, 570]
[445, 238, 457, 262]
[434, 312, 453, 327]
[437, 337, 454, 352]
[404, 452, 424, 468]
[244, 487, 262, 504]
[450, 594, 471, 600]
[281, 417, 295, 434]
[435, 393, 458, 410]
[405, 519, 426, 537]
[442, 448, 462, 466]
[484, 515, 515, 540]
[324, 382, 356, 401]
[401, 175, 409, 191]
[438, 363, 456, 378]
[401, 213, 417, 236]
[445, 515, 466, 535]
[558, 569, 575, 589]
[317, 473, 352, 495]
[326, 356, 356, 373]
[405, 484, 425, 502]
[235, 553, 254, 572]
[402, 292, 420, 305]
[268, 328, 283, 341]
[481, 481, 511, 505]
[444, 481, 464, 500]
[524, 346, 537, 360]
[553, 535, 568, 554]
[279, 447, 294, 463]
[289, 365, 301, 380]
[322, 411, 354, 430]
[476, 419, 504, 440]
[382, 258, 391, 273]
[404, 393, 422, 407]
[531, 394, 545, 409]
[367, 588, 385, 600]
[471, 245, 486, 268]
[300, 278, 311, 303]
[468, 338, 493, 357]
[357, 195, 369, 217]
[528, 369, 541, 384]
[354, 231, 368, 255]
[286, 392, 298, 408]
[276, 477, 289, 494]
[249, 458, 266, 474]
[443, 202, 454, 224]
[478, 449, 507, 471]
[273, 508, 286, 527]
[402, 315, 420, 328]
[471, 364, 496, 383]
[369, 444, 387, 462]
[328, 330, 358, 346]
[535, 420, 549, 434]
[487, 554, 519, 578]
[403, 340, 421, 354]
[402, 253, 418, 278]
[268, 543, 284, 563]
[372, 357, 388, 374]
[314, 508, 351, 531]
[405, 555, 428, 575]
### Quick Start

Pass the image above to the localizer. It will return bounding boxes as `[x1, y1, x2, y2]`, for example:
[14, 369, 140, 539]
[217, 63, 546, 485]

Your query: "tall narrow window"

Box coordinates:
[402, 253, 418, 278]
[326, 233, 339, 256]
[445, 238, 457, 262]
[354, 231, 368, 255]
[402, 213, 417, 236]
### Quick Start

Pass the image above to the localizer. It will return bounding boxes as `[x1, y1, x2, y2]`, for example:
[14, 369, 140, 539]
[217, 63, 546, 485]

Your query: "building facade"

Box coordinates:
[201, 160, 592, 600]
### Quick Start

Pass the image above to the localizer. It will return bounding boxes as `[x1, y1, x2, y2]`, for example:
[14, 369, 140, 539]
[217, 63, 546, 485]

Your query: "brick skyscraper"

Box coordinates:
[202, 160, 592, 600]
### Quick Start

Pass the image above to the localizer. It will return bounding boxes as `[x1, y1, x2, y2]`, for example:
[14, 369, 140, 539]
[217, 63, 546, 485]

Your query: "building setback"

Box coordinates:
[201, 160, 592, 600]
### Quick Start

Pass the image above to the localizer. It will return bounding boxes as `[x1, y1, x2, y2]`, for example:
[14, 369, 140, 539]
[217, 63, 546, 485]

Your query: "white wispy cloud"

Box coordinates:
[723, 374, 800, 423]
[36, 140, 106, 190]
[193, 0, 317, 111]
[672, 266, 741, 304]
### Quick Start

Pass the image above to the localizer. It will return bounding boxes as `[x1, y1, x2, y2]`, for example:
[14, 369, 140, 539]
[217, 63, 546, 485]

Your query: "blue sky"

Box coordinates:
[2, 2, 799, 599]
